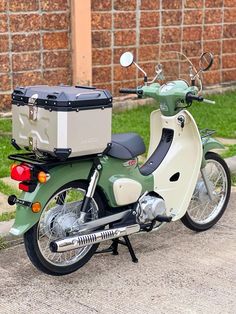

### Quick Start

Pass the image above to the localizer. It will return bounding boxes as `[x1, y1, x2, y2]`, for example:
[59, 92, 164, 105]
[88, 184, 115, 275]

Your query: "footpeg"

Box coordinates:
[155, 215, 172, 223]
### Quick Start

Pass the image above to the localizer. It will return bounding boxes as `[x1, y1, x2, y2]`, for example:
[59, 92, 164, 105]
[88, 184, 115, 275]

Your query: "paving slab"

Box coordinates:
[0, 188, 235, 314]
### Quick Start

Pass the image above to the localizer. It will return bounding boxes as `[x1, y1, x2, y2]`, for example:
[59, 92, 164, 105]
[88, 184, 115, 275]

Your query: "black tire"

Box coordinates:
[181, 152, 231, 232]
[24, 181, 105, 276]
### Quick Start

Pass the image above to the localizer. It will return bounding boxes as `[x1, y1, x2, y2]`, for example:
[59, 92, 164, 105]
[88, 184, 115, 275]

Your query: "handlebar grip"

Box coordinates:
[186, 92, 203, 103]
[119, 88, 138, 94]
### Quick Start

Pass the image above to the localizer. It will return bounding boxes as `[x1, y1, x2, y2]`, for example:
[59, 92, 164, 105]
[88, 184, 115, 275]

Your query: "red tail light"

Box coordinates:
[11, 163, 32, 181]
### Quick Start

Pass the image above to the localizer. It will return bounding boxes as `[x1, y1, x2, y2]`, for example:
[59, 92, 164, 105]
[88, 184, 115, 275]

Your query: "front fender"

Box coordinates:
[201, 137, 224, 168]
[10, 161, 93, 236]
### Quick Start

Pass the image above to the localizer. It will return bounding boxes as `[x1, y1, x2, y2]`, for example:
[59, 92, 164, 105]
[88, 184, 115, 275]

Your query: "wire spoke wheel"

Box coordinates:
[181, 152, 231, 232]
[24, 181, 105, 276]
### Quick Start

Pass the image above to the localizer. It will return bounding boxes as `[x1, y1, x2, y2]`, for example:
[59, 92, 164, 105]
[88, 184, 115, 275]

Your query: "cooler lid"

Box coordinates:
[12, 85, 112, 111]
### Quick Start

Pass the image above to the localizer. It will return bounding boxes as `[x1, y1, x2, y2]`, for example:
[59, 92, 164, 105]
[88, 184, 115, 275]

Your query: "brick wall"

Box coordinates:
[91, 0, 236, 96]
[0, 0, 71, 111]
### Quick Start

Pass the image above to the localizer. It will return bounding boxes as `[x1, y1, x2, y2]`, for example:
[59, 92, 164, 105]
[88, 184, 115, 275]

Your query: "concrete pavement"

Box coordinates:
[0, 187, 235, 313]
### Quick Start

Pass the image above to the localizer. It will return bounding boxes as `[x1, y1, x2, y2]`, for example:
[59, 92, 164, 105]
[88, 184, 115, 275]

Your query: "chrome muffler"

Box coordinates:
[50, 224, 140, 253]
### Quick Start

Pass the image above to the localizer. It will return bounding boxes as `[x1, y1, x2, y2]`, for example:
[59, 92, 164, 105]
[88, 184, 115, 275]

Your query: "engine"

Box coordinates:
[137, 195, 166, 224]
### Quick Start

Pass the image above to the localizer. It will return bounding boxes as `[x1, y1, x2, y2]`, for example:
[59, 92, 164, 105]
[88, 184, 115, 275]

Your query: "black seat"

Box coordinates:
[107, 133, 146, 159]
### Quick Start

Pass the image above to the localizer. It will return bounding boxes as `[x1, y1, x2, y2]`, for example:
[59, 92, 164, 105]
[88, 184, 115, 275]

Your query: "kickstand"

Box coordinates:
[95, 236, 138, 263]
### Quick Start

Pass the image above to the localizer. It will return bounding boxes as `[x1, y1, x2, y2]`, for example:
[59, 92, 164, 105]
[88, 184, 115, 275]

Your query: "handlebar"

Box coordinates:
[119, 88, 143, 96]
[186, 92, 215, 104]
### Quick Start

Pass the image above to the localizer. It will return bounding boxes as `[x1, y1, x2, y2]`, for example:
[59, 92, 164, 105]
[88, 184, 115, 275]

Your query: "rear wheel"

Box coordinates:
[24, 181, 105, 276]
[181, 152, 231, 232]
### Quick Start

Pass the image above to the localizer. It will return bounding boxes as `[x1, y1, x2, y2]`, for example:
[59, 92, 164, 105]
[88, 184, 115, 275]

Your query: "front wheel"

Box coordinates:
[24, 181, 105, 276]
[181, 152, 231, 232]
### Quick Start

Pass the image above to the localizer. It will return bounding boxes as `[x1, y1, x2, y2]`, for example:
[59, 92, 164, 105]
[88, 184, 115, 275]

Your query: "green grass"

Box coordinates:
[222, 145, 236, 159]
[0, 118, 11, 134]
[0, 211, 16, 222]
[0, 237, 7, 250]
[0, 180, 20, 197]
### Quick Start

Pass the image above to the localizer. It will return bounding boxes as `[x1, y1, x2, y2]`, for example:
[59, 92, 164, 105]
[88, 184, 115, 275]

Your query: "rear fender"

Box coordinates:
[201, 137, 224, 168]
[10, 161, 93, 236]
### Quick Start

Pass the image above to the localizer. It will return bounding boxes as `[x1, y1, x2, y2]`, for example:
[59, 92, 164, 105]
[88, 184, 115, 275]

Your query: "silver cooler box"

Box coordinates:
[12, 85, 112, 159]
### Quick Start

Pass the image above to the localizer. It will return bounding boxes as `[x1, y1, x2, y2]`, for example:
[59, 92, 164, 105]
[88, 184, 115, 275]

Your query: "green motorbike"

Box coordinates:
[8, 51, 231, 276]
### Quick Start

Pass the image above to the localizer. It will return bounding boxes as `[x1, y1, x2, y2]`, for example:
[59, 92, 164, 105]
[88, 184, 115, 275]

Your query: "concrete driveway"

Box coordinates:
[0, 188, 236, 314]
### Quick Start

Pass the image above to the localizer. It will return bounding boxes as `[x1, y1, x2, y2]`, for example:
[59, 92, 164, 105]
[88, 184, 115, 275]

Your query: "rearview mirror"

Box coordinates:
[120, 52, 134, 67]
[199, 52, 214, 71]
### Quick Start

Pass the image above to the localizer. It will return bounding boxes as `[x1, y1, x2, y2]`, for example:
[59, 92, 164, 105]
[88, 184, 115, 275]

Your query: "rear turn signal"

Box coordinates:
[31, 202, 41, 213]
[37, 171, 49, 184]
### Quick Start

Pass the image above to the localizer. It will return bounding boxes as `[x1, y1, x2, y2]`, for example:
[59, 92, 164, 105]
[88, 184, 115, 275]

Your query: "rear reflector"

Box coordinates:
[19, 181, 37, 193]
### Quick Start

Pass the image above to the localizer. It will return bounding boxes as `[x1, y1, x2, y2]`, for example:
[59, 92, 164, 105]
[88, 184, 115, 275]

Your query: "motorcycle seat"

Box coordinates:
[107, 133, 146, 159]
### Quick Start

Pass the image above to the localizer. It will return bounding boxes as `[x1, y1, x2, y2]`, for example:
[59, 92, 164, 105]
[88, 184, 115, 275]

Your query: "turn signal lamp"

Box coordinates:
[31, 202, 41, 213]
[11, 163, 31, 181]
[37, 171, 49, 184]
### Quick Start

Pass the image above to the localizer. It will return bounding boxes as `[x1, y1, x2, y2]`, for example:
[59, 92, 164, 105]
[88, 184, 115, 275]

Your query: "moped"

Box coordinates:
[8, 51, 231, 276]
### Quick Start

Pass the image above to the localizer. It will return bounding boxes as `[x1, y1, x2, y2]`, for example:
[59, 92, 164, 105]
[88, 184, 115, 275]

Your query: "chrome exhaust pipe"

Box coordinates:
[50, 224, 140, 253]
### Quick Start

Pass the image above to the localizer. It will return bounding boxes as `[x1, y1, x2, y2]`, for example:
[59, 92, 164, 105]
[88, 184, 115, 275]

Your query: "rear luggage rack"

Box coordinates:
[200, 128, 216, 138]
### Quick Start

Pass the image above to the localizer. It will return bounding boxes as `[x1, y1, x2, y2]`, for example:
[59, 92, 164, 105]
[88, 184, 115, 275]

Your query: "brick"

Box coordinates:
[203, 71, 221, 85]
[222, 69, 236, 81]
[10, 14, 41, 32]
[222, 54, 236, 69]
[43, 51, 70, 68]
[114, 65, 136, 81]
[203, 41, 221, 55]
[92, 31, 111, 48]
[162, 11, 181, 26]
[114, 12, 136, 29]
[91, 13, 112, 30]
[203, 25, 222, 40]
[113, 80, 137, 96]
[140, 12, 159, 28]
[12, 34, 40, 52]
[140, 29, 159, 44]
[113, 47, 136, 64]
[92, 49, 112, 66]
[224, 9, 236, 23]
[0, 14, 7, 32]
[140, 0, 159, 10]
[205, 0, 223, 8]
[43, 32, 69, 50]
[182, 41, 202, 57]
[0, 74, 11, 90]
[41, 0, 68, 11]
[223, 39, 236, 53]
[206, 55, 220, 71]
[0, 94, 11, 110]
[159, 43, 181, 59]
[91, 0, 112, 11]
[0, 0, 6, 12]
[42, 13, 69, 31]
[184, 0, 203, 8]
[0, 55, 9, 73]
[139, 45, 159, 61]
[43, 69, 71, 85]
[205, 9, 222, 24]
[93, 82, 112, 92]
[114, 30, 136, 46]
[184, 10, 203, 25]
[224, 0, 236, 6]
[114, 0, 136, 11]
[224, 24, 236, 38]
[9, 0, 39, 11]
[13, 71, 42, 86]
[162, 0, 182, 10]
[162, 27, 181, 43]
[92, 66, 111, 83]
[12, 53, 41, 71]
[183, 26, 202, 41]
[0, 35, 9, 52]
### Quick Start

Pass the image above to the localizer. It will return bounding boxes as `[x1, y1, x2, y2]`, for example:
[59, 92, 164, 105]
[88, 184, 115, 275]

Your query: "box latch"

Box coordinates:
[28, 93, 38, 121]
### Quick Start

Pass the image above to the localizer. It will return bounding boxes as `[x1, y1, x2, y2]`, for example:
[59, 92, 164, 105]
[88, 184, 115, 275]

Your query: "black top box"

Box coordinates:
[12, 85, 113, 112]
